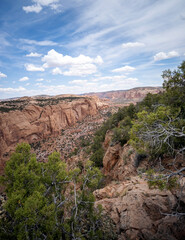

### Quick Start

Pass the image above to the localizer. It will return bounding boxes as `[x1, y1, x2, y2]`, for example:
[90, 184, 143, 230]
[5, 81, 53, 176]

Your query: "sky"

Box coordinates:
[0, 0, 185, 99]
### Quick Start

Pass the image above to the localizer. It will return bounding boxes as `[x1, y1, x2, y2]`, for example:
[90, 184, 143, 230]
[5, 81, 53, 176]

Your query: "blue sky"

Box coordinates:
[0, 0, 185, 99]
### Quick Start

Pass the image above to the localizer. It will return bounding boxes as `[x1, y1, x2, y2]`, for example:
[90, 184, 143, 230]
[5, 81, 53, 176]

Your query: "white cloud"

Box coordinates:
[94, 55, 104, 65]
[52, 65, 97, 77]
[42, 49, 103, 68]
[112, 65, 135, 73]
[26, 52, 42, 57]
[36, 78, 44, 81]
[25, 64, 45, 72]
[0, 72, 7, 78]
[21, 39, 57, 46]
[23, 0, 61, 13]
[23, 4, 42, 13]
[0, 87, 26, 93]
[19, 77, 29, 82]
[43, 49, 103, 76]
[122, 42, 145, 48]
[52, 67, 63, 75]
[154, 51, 180, 61]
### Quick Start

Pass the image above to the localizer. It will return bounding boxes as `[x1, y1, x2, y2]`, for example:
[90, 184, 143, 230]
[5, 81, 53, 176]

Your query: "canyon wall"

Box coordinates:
[0, 97, 102, 171]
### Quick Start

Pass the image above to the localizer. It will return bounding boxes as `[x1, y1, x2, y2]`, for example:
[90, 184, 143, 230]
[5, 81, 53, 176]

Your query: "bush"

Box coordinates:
[90, 148, 104, 167]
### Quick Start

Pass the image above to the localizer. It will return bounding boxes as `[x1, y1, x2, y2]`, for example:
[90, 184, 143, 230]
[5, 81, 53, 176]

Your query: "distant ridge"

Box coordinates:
[82, 86, 163, 104]
[83, 86, 162, 98]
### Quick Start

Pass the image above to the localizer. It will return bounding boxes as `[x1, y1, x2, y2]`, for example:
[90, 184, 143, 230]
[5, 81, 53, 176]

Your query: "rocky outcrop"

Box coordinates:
[96, 131, 185, 239]
[0, 97, 104, 171]
[94, 176, 185, 240]
[103, 140, 137, 181]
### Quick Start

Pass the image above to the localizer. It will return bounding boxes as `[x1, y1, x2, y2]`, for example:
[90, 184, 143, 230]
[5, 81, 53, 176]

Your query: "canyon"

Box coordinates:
[0, 95, 107, 172]
[0, 87, 161, 172]
[1, 86, 184, 239]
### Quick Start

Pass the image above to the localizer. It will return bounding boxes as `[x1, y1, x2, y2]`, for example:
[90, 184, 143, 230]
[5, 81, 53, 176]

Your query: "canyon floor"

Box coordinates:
[31, 105, 117, 164]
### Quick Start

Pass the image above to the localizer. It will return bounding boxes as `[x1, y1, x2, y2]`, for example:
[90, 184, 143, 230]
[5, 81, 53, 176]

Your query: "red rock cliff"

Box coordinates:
[0, 97, 101, 170]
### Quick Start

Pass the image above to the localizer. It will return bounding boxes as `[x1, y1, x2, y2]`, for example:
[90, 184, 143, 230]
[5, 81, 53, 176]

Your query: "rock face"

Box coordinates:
[0, 97, 103, 171]
[94, 176, 185, 240]
[103, 131, 137, 181]
[95, 131, 185, 239]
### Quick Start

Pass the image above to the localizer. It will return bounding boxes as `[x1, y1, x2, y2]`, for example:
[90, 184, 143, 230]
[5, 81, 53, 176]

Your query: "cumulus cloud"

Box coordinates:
[0, 87, 26, 93]
[23, 0, 62, 13]
[52, 65, 97, 77]
[122, 42, 145, 48]
[42, 49, 103, 67]
[42, 49, 103, 76]
[26, 52, 42, 57]
[52, 67, 63, 75]
[0, 72, 7, 78]
[21, 39, 57, 46]
[19, 77, 29, 82]
[154, 51, 179, 61]
[112, 65, 135, 73]
[25, 64, 45, 72]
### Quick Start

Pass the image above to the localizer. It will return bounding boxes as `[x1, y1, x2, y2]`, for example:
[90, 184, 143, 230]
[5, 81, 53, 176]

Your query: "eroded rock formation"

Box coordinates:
[0, 96, 105, 171]
[94, 176, 185, 240]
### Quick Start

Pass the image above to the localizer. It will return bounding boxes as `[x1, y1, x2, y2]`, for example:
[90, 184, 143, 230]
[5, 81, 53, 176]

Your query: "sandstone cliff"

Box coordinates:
[0, 96, 105, 171]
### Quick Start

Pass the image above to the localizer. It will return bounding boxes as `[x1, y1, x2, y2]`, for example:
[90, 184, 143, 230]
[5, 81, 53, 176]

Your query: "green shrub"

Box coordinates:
[90, 148, 104, 167]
